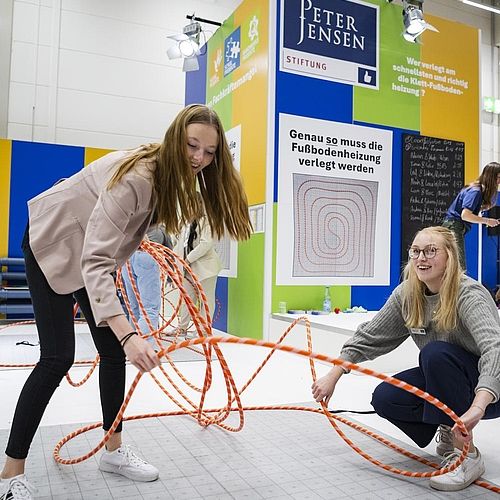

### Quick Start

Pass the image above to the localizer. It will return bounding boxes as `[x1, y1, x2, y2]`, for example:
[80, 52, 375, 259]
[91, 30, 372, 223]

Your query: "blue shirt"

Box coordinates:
[445, 186, 483, 230]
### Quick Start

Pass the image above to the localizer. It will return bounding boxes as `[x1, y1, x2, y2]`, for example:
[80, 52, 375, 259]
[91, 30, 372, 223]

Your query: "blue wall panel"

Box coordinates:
[185, 50, 207, 106]
[213, 276, 228, 332]
[275, 71, 354, 124]
[482, 229, 498, 295]
[9, 141, 84, 257]
[482, 191, 500, 295]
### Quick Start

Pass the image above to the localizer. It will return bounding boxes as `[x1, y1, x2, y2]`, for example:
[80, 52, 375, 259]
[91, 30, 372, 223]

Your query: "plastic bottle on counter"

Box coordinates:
[322, 286, 332, 313]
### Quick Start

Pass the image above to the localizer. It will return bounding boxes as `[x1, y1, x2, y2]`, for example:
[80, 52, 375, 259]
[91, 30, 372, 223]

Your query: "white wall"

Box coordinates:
[5, 0, 500, 158]
[0, 1, 13, 138]
[7, 0, 242, 149]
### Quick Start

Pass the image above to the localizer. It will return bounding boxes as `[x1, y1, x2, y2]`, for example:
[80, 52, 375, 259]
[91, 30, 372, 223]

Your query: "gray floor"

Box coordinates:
[3, 408, 498, 499]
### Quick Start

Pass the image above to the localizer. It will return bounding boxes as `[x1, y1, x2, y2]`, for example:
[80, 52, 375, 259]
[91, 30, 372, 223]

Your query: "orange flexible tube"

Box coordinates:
[1, 242, 497, 492]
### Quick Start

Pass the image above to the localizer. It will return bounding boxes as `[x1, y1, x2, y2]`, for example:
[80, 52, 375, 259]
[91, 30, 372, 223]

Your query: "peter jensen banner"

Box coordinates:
[280, 0, 379, 88]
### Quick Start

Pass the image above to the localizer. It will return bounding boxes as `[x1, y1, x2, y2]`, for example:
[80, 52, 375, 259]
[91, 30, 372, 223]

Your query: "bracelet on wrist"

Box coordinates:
[471, 404, 486, 413]
[339, 365, 350, 374]
[120, 331, 138, 348]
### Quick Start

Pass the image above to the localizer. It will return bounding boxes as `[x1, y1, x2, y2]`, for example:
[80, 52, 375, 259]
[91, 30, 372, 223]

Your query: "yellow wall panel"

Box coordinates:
[84, 147, 114, 166]
[421, 16, 479, 182]
[0, 140, 12, 257]
[232, 0, 269, 205]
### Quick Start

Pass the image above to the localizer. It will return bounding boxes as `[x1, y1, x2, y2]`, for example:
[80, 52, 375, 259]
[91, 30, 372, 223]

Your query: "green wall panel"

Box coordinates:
[228, 234, 265, 339]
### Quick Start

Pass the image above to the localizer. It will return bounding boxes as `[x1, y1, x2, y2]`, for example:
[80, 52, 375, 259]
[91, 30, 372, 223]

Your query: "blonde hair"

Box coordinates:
[401, 226, 463, 332]
[108, 104, 252, 240]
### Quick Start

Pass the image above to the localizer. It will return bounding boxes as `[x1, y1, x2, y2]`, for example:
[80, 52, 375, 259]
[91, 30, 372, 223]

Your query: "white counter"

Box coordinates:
[271, 311, 378, 336]
[268, 311, 419, 374]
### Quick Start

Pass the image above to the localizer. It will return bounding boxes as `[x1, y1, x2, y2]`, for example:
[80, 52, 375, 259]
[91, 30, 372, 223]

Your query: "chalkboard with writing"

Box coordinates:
[401, 133, 465, 260]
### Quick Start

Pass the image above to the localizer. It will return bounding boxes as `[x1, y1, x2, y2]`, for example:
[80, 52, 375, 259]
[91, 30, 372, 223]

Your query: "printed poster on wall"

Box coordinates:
[280, 0, 379, 88]
[276, 113, 392, 285]
[215, 124, 241, 278]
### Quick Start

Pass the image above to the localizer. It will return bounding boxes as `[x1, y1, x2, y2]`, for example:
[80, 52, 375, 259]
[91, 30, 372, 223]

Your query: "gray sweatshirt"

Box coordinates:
[339, 275, 500, 401]
[146, 225, 172, 249]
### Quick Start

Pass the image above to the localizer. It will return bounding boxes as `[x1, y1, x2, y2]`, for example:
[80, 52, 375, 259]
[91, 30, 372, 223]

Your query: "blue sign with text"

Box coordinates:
[281, 0, 379, 87]
[224, 27, 241, 77]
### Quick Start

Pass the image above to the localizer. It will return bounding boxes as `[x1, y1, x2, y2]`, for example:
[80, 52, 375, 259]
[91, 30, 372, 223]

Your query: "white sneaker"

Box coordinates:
[0, 474, 36, 500]
[435, 424, 454, 456]
[430, 447, 485, 491]
[162, 327, 186, 338]
[99, 445, 159, 482]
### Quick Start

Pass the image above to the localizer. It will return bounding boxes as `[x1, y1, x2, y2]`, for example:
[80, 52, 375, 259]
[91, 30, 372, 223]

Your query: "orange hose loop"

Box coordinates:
[6, 244, 495, 491]
[156, 336, 471, 479]
[50, 334, 500, 493]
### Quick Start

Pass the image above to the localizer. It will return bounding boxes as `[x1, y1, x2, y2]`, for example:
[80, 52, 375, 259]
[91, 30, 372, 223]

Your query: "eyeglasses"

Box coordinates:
[408, 246, 440, 259]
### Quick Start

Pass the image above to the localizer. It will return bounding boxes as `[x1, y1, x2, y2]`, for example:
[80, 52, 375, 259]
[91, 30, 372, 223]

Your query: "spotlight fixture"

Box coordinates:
[401, 0, 438, 43]
[388, 0, 438, 43]
[167, 21, 203, 71]
[166, 14, 221, 72]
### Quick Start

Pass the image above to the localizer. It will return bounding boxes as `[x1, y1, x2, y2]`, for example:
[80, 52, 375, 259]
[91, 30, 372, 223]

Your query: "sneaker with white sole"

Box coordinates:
[429, 447, 485, 491]
[162, 327, 187, 339]
[99, 445, 159, 482]
[0, 474, 36, 500]
[435, 424, 454, 456]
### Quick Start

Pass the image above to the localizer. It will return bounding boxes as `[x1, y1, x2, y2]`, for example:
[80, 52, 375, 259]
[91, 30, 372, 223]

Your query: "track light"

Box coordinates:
[401, 0, 438, 43]
[403, 0, 438, 43]
[166, 14, 221, 72]
[167, 22, 203, 72]
[388, 0, 438, 43]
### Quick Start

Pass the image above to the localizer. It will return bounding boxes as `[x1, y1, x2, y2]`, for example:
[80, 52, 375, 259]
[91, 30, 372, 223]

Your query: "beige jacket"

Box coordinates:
[28, 150, 155, 326]
[173, 217, 222, 281]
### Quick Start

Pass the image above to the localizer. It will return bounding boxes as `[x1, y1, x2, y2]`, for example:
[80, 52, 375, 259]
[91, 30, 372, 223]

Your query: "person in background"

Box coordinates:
[121, 225, 172, 348]
[172, 197, 222, 337]
[312, 226, 500, 492]
[442, 162, 500, 270]
[0, 104, 252, 500]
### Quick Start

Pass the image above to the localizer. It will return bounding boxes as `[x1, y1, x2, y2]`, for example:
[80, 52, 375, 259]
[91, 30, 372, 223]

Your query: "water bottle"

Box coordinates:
[322, 286, 332, 313]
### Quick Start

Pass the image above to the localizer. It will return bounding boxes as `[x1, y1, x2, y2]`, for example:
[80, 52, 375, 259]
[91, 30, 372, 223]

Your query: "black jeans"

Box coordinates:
[5, 228, 125, 459]
[371, 341, 500, 448]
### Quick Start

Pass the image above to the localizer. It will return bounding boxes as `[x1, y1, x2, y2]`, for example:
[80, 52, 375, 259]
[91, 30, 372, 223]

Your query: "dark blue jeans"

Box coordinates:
[5, 229, 125, 459]
[371, 341, 500, 448]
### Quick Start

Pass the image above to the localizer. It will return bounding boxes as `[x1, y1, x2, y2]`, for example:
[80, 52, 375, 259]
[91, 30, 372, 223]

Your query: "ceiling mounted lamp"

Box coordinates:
[388, 0, 438, 43]
[166, 15, 221, 72]
[167, 21, 202, 71]
[401, 0, 438, 43]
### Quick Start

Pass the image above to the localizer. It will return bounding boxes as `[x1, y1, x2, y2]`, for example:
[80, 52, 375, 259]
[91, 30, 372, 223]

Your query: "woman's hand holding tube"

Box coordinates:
[452, 390, 493, 444]
[311, 365, 345, 405]
[452, 405, 483, 444]
[122, 335, 160, 373]
[107, 314, 160, 373]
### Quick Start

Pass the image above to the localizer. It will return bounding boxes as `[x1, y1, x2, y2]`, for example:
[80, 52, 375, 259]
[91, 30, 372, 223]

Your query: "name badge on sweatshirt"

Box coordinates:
[409, 327, 426, 335]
